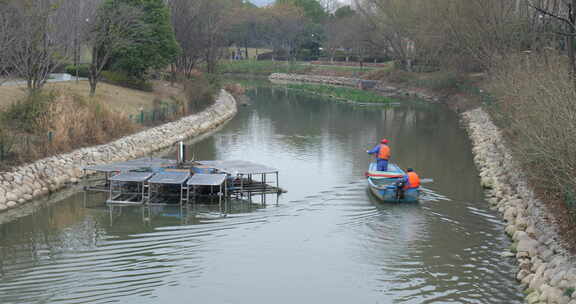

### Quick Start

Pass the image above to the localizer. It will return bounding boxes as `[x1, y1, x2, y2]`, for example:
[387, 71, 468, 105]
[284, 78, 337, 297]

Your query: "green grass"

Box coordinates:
[311, 65, 380, 72]
[217, 60, 311, 75]
[218, 60, 386, 76]
[286, 83, 394, 103]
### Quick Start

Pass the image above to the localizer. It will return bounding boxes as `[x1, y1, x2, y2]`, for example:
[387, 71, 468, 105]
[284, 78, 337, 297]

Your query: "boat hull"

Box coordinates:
[366, 162, 419, 203]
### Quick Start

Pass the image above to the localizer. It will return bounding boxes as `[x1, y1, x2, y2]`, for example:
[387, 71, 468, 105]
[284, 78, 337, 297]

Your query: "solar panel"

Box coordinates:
[197, 160, 277, 175]
[109, 172, 154, 182]
[187, 174, 227, 186]
[84, 157, 175, 172]
[148, 171, 190, 184]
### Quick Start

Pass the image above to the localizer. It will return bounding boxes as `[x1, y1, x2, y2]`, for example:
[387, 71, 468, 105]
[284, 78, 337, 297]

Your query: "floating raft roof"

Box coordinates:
[109, 171, 155, 182]
[84, 157, 175, 173]
[197, 160, 277, 175]
[187, 173, 227, 186]
[149, 171, 190, 184]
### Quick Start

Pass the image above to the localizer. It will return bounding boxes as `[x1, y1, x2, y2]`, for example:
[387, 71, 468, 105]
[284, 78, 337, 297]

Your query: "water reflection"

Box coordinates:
[0, 84, 523, 304]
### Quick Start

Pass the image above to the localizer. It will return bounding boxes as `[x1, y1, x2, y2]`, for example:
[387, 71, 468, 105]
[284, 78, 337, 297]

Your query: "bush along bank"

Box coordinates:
[0, 90, 237, 213]
[268, 73, 441, 103]
[462, 108, 576, 304]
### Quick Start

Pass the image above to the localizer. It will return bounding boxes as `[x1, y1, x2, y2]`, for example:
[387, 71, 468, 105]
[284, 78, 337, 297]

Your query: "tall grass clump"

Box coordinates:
[183, 73, 220, 113]
[486, 54, 576, 215]
[36, 93, 138, 151]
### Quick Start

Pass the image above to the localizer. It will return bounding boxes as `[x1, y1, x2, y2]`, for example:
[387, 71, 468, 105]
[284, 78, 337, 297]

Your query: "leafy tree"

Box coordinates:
[275, 0, 327, 23]
[261, 4, 306, 60]
[111, 0, 180, 78]
[333, 5, 355, 19]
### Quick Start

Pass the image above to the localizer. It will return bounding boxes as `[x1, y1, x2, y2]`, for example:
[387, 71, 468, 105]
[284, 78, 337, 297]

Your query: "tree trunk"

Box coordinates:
[570, 1, 576, 90]
[170, 63, 176, 87]
[245, 39, 249, 61]
[89, 62, 98, 97]
[89, 79, 97, 96]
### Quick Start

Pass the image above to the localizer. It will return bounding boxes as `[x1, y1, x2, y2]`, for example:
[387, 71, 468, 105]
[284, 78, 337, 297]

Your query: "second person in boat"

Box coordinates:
[367, 138, 391, 171]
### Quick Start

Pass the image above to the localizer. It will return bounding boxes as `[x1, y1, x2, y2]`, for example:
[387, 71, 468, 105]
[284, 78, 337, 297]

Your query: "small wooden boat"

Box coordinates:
[366, 162, 419, 202]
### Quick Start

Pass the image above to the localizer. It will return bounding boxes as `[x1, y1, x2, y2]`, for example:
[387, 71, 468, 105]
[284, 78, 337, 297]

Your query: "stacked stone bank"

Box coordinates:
[462, 108, 576, 304]
[0, 90, 237, 212]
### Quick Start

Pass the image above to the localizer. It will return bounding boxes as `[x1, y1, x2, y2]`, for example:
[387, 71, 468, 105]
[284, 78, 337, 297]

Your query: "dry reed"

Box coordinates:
[487, 54, 576, 199]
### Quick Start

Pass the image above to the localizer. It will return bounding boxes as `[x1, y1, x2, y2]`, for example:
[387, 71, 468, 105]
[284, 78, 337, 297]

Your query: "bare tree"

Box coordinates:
[354, 0, 418, 68]
[168, 0, 230, 76]
[0, 2, 17, 84]
[260, 4, 305, 61]
[3, 0, 72, 91]
[168, 0, 203, 79]
[54, 0, 104, 82]
[526, 0, 576, 86]
[84, 1, 145, 95]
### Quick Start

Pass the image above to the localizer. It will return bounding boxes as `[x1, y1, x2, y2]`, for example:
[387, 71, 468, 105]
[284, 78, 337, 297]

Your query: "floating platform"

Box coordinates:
[83, 156, 282, 205]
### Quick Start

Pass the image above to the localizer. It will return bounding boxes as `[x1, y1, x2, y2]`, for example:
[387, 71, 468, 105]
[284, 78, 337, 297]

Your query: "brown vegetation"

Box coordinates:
[0, 79, 199, 169]
[0, 81, 186, 116]
[0, 90, 138, 169]
[486, 54, 576, 249]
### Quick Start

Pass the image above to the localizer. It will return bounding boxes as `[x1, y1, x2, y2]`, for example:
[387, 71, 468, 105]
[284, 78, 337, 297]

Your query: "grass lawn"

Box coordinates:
[0, 80, 185, 116]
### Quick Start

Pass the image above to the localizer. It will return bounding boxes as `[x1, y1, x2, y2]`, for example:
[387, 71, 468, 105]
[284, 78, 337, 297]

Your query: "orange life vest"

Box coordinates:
[405, 172, 420, 189]
[378, 144, 390, 160]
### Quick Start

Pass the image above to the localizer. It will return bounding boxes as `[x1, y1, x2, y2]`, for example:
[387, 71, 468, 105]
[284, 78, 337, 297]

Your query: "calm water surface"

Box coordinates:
[0, 85, 523, 303]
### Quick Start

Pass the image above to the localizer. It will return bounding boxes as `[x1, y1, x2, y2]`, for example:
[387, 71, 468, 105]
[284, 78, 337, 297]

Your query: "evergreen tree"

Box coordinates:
[111, 0, 180, 78]
[275, 0, 327, 23]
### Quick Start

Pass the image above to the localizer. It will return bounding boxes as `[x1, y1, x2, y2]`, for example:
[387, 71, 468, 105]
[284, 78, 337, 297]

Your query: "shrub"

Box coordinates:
[183, 73, 219, 113]
[101, 70, 153, 92]
[35, 93, 138, 151]
[224, 83, 246, 97]
[65, 64, 91, 78]
[0, 123, 16, 163]
[486, 54, 576, 199]
[1, 91, 57, 132]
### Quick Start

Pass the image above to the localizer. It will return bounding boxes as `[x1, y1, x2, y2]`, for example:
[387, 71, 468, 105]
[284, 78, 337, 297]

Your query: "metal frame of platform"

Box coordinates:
[196, 160, 280, 198]
[84, 157, 282, 206]
[147, 171, 191, 205]
[83, 157, 176, 192]
[184, 173, 228, 206]
[107, 172, 155, 204]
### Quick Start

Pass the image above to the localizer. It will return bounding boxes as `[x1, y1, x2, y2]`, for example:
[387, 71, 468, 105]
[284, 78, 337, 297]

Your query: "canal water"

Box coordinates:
[0, 85, 524, 303]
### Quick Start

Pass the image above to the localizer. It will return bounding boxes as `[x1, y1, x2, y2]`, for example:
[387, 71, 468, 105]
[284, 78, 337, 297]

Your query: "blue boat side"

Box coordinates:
[367, 162, 419, 203]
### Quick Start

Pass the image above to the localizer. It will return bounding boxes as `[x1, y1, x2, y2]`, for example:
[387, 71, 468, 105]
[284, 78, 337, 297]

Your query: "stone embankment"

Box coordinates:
[0, 90, 237, 213]
[268, 73, 441, 103]
[463, 108, 576, 304]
